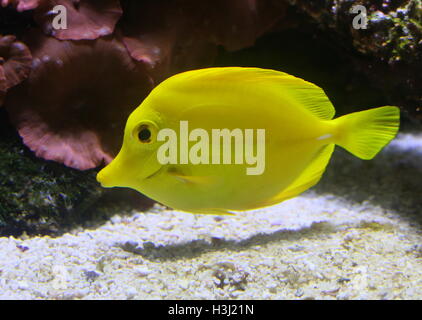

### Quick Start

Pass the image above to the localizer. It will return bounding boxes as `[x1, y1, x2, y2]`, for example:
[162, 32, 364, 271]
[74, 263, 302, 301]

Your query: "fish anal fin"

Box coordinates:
[251, 144, 335, 208]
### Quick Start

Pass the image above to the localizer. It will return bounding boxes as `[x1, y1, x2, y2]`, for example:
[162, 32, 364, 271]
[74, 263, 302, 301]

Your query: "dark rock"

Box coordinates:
[286, 0, 422, 120]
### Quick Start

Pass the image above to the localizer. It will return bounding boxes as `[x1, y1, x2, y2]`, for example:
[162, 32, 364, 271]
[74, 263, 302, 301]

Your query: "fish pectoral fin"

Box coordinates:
[251, 144, 335, 208]
[168, 171, 214, 185]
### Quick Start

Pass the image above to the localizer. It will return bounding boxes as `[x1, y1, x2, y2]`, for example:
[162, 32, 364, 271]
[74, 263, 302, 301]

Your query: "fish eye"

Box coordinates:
[133, 121, 158, 144]
[138, 126, 152, 143]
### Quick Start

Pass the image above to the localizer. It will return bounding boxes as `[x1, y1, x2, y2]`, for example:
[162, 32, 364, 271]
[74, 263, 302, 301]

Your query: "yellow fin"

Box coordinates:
[281, 78, 335, 120]
[162, 67, 335, 120]
[251, 144, 335, 208]
[333, 106, 400, 160]
[168, 170, 214, 185]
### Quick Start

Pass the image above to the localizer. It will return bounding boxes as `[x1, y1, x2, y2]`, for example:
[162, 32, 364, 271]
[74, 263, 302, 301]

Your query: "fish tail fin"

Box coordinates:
[333, 106, 400, 160]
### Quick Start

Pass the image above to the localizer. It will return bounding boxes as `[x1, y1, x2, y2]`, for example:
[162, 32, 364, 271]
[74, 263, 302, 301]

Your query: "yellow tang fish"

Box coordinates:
[97, 67, 400, 214]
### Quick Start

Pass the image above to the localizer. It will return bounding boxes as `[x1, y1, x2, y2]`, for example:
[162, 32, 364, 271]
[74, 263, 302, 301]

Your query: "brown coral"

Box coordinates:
[119, 0, 215, 81]
[5, 31, 152, 170]
[0, 34, 32, 106]
[1, 0, 40, 11]
[119, 0, 286, 80]
[34, 0, 122, 40]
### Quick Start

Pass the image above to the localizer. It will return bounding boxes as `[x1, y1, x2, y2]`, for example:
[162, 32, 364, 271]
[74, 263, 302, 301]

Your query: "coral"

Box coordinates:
[119, 0, 286, 81]
[118, 0, 217, 82]
[0, 34, 32, 106]
[1, 0, 40, 12]
[5, 30, 152, 170]
[34, 0, 123, 40]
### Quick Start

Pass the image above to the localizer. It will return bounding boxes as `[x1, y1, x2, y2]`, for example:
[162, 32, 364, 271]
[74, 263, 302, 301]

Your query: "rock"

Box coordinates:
[135, 267, 153, 277]
[287, 0, 422, 120]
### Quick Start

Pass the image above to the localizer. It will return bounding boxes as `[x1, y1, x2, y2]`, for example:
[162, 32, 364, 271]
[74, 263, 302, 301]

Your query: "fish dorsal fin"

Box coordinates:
[161, 67, 336, 120]
[251, 144, 335, 208]
[278, 75, 336, 120]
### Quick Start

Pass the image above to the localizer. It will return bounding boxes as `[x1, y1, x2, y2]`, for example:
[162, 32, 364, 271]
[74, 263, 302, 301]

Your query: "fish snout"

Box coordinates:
[96, 153, 136, 188]
[96, 166, 116, 188]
